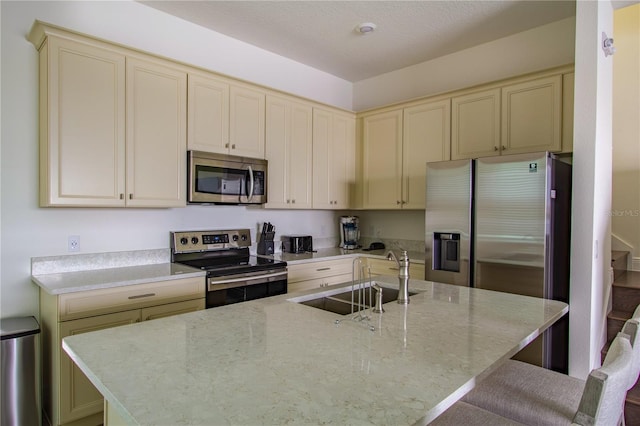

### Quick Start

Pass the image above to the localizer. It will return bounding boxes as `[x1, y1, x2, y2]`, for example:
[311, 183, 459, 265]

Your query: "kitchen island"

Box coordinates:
[62, 275, 568, 425]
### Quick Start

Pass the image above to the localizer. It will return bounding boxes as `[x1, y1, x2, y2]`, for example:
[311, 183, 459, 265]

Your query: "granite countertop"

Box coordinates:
[268, 247, 426, 265]
[31, 248, 424, 296]
[31, 249, 205, 295]
[32, 263, 205, 295]
[63, 275, 568, 425]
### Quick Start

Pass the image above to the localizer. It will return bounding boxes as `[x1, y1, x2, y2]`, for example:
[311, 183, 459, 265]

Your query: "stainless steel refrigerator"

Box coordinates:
[425, 151, 571, 373]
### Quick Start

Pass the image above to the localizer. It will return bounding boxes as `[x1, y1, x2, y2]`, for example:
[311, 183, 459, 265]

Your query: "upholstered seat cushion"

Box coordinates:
[461, 359, 585, 425]
[429, 401, 524, 425]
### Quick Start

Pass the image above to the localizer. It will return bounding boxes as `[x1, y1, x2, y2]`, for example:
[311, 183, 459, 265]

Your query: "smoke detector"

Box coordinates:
[356, 23, 377, 35]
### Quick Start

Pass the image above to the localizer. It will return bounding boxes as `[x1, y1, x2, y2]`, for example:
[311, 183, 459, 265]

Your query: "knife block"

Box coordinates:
[257, 232, 275, 255]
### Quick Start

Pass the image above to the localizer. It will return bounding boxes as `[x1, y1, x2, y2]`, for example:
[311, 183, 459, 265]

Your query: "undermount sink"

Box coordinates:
[296, 283, 416, 315]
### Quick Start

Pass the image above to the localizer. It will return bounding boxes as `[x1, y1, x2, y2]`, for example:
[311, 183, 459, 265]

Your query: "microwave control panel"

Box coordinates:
[171, 229, 251, 253]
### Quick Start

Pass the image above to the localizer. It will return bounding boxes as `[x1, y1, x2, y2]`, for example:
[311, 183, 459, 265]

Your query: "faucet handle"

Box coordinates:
[372, 284, 384, 314]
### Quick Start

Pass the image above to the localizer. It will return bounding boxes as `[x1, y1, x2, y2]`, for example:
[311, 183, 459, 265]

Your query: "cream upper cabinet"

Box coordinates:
[265, 95, 313, 209]
[30, 25, 187, 208]
[312, 108, 356, 209]
[402, 99, 451, 209]
[35, 34, 127, 207]
[361, 100, 449, 210]
[361, 109, 404, 209]
[187, 72, 230, 154]
[561, 72, 575, 153]
[501, 75, 562, 154]
[229, 85, 266, 158]
[451, 88, 501, 160]
[126, 57, 187, 207]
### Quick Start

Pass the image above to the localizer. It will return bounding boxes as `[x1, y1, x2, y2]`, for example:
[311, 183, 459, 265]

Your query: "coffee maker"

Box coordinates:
[340, 216, 360, 250]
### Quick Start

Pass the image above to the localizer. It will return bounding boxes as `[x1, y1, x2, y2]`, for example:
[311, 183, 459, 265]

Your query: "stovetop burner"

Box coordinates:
[170, 229, 286, 276]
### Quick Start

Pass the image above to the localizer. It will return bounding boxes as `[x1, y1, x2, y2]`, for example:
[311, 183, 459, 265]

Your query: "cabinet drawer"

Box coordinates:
[58, 277, 205, 321]
[364, 258, 425, 279]
[287, 258, 353, 283]
[288, 273, 353, 294]
[141, 298, 205, 321]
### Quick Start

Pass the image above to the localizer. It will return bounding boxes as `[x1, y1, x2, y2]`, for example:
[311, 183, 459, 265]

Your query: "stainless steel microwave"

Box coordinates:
[188, 151, 267, 205]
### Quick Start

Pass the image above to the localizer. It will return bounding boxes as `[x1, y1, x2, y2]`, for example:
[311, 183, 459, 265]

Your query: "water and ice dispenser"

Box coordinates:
[433, 232, 460, 272]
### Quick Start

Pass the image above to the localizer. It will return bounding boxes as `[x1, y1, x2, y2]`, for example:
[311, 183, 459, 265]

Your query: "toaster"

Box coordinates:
[281, 235, 313, 253]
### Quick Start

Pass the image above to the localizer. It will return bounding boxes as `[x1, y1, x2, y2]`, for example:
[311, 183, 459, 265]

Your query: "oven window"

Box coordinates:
[195, 165, 266, 197]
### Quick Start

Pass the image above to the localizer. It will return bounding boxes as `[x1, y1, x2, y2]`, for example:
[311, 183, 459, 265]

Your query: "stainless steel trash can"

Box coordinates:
[1, 316, 41, 426]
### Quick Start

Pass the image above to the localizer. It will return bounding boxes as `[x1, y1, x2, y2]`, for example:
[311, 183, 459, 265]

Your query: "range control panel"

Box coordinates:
[171, 229, 252, 253]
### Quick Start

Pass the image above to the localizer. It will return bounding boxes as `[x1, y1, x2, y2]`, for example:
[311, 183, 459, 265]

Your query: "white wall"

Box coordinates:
[353, 17, 576, 111]
[0, 0, 347, 319]
[612, 4, 640, 270]
[569, 0, 614, 378]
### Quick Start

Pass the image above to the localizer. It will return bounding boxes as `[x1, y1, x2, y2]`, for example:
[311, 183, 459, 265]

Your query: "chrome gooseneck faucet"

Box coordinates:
[386, 250, 410, 304]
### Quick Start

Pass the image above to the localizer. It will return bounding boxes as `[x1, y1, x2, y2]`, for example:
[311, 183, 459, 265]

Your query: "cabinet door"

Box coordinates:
[451, 89, 501, 159]
[58, 310, 141, 423]
[501, 75, 562, 154]
[331, 113, 356, 209]
[362, 110, 403, 209]
[187, 73, 230, 154]
[265, 96, 288, 208]
[288, 102, 313, 208]
[41, 36, 126, 207]
[312, 108, 333, 209]
[229, 85, 265, 158]
[313, 109, 356, 209]
[265, 96, 312, 209]
[402, 99, 451, 209]
[141, 298, 205, 321]
[561, 73, 574, 153]
[126, 57, 187, 207]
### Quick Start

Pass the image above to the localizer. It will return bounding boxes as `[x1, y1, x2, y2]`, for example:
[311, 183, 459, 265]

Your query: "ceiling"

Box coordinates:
[139, 1, 581, 82]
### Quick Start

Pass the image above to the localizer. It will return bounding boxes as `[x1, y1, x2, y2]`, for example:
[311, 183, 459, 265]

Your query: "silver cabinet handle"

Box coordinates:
[129, 194, 133, 200]
[119, 194, 124, 200]
[316, 267, 331, 271]
[128, 293, 156, 300]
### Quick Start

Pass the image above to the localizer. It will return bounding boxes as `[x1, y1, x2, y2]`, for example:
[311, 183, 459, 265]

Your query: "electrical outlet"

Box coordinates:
[68, 235, 80, 252]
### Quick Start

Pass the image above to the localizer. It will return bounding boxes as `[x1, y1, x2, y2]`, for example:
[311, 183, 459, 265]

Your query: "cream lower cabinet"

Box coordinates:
[29, 24, 187, 208]
[40, 277, 205, 426]
[265, 95, 313, 209]
[363, 258, 425, 280]
[287, 258, 354, 293]
[312, 108, 356, 209]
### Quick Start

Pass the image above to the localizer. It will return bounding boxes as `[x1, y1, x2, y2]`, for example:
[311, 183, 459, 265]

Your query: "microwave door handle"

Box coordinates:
[247, 166, 254, 201]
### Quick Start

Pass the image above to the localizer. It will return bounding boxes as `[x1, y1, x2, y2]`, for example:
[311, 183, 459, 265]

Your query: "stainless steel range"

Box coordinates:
[171, 229, 287, 308]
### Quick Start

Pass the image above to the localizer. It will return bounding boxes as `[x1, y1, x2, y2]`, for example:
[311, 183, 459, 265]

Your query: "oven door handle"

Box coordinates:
[208, 270, 287, 291]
